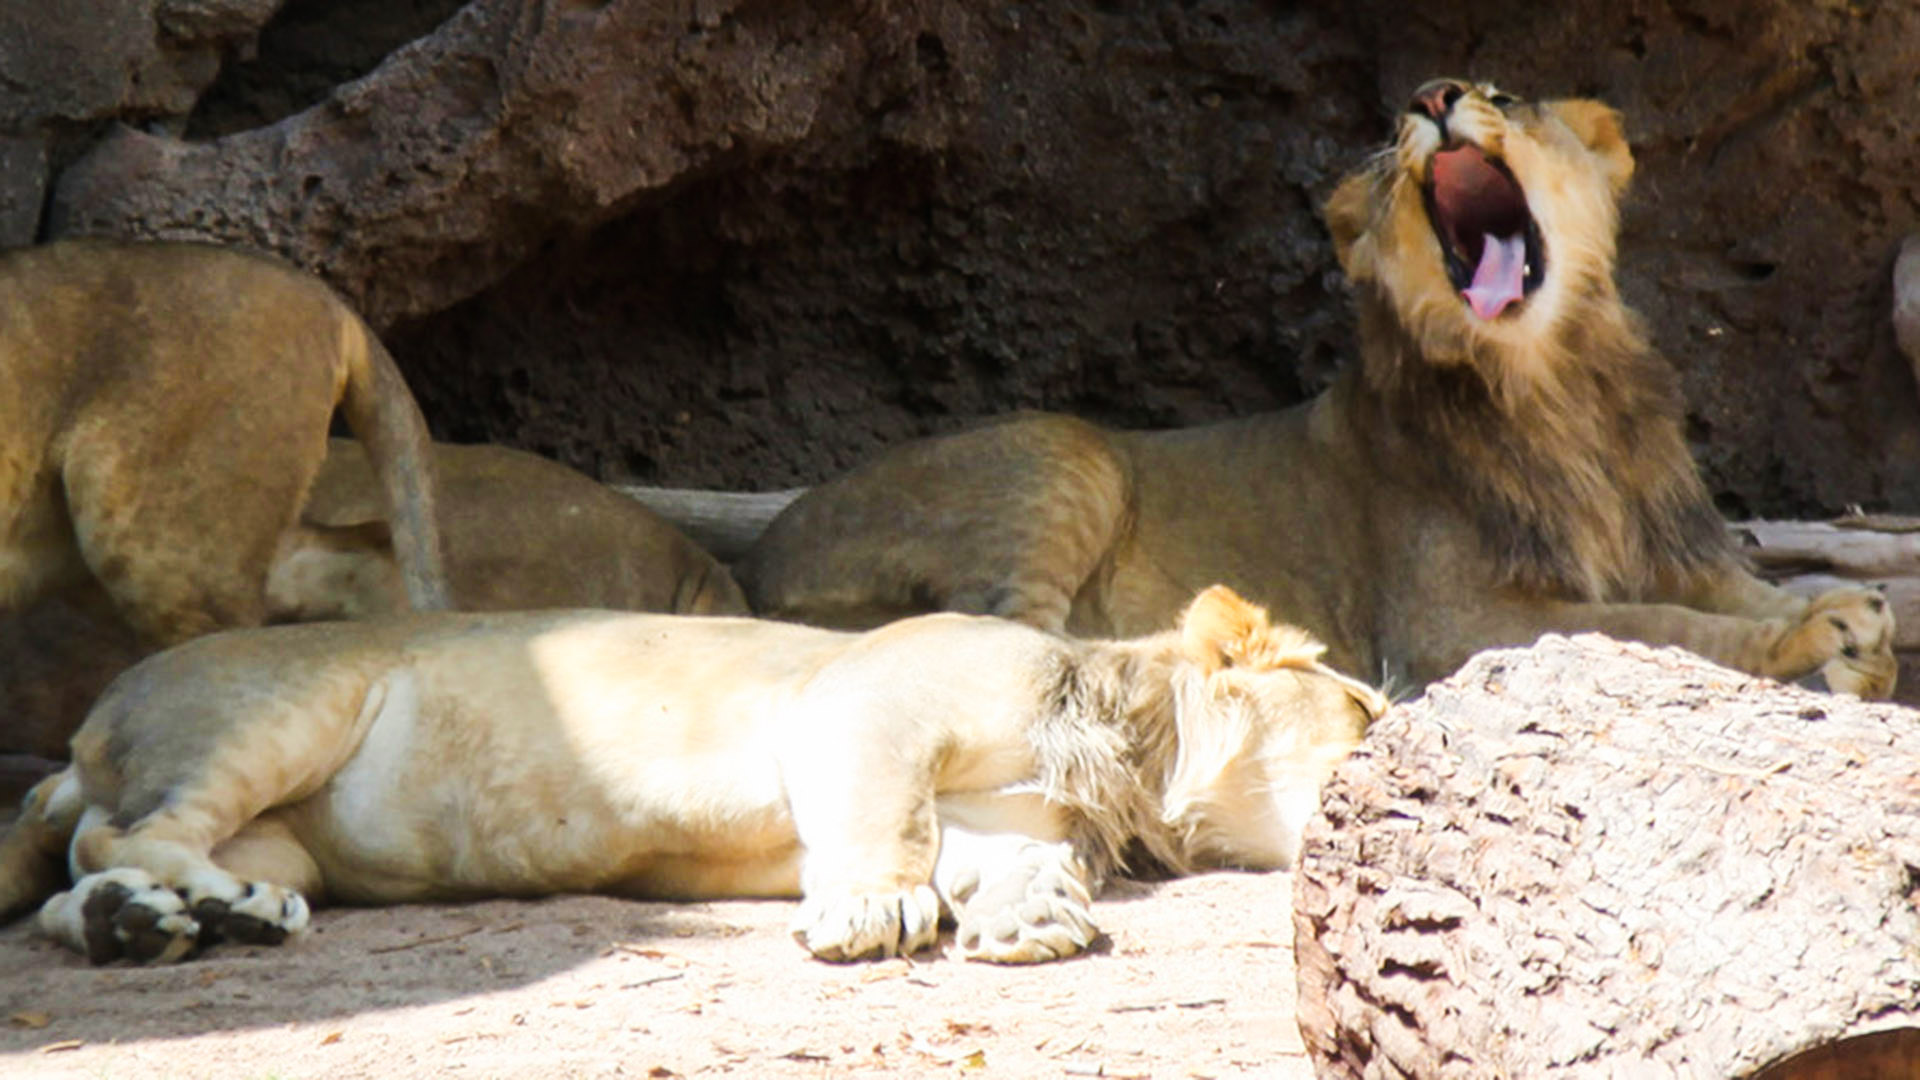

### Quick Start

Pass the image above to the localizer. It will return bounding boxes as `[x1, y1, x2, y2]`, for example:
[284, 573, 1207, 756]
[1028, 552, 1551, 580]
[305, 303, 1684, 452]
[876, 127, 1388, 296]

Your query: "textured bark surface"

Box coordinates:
[1294, 634, 1920, 1079]
[7, 0, 1914, 509]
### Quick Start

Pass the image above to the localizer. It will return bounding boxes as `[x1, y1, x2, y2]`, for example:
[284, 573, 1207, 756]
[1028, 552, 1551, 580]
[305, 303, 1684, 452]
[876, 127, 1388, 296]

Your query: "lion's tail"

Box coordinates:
[0, 769, 84, 924]
[334, 317, 453, 611]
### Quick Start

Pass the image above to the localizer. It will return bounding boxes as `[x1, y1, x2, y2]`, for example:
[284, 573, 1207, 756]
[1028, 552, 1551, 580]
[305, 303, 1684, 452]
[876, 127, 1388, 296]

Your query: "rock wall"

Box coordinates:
[4, 0, 1917, 512]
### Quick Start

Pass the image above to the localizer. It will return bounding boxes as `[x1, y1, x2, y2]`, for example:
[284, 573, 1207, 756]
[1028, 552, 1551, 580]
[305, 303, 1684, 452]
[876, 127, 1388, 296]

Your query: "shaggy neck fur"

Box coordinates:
[1028, 634, 1210, 884]
[1342, 271, 1732, 601]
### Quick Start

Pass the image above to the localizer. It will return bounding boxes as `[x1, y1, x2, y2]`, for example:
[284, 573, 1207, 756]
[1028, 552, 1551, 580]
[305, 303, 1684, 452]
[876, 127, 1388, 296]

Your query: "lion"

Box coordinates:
[270, 438, 748, 620]
[0, 585, 1382, 965]
[0, 438, 747, 781]
[730, 80, 1896, 698]
[0, 238, 449, 649]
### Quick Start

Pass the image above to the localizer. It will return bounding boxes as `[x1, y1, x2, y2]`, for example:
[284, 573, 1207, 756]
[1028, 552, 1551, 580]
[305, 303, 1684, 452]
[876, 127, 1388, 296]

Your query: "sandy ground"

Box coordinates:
[0, 871, 1314, 1080]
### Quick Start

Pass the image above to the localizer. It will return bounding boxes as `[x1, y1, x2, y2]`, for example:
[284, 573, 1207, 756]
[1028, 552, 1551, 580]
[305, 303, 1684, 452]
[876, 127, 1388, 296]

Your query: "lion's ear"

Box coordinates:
[1181, 586, 1268, 673]
[1182, 585, 1333, 674]
[1323, 170, 1374, 279]
[1546, 99, 1634, 198]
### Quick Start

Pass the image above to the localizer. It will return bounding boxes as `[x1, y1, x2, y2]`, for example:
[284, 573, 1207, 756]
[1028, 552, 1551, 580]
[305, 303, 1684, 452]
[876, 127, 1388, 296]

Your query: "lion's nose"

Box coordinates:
[1409, 79, 1467, 121]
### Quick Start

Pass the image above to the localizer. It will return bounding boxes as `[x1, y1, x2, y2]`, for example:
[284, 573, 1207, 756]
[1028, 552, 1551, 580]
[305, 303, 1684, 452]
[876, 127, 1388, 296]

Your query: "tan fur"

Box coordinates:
[0, 587, 1381, 965]
[0, 238, 450, 650]
[0, 439, 747, 773]
[736, 81, 1896, 698]
[270, 438, 747, 620]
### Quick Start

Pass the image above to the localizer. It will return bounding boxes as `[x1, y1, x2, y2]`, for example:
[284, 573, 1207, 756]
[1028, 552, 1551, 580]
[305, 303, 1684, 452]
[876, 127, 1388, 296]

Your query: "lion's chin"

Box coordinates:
[1423, 144, 1546, 320]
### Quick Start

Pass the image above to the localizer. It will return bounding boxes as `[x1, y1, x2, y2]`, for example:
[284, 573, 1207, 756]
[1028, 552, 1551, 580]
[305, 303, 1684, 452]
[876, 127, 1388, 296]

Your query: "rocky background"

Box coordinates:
[5, 0, 1917, 515]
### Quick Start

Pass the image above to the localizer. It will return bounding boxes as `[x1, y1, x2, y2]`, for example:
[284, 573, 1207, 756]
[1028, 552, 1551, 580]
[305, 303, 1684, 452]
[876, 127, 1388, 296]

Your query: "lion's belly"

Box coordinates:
[291, 748, 805, 904]
[281, 646, 810, 905]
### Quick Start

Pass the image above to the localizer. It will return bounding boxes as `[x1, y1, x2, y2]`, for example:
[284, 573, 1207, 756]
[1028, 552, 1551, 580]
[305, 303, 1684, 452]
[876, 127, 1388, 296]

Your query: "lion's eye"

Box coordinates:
[1489, 92, 1519, 108]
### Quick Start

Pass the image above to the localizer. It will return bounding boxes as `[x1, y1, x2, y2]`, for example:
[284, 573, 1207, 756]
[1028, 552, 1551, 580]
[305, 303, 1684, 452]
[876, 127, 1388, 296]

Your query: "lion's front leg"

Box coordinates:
[1677, 563, 1896, 696]
[934, 825, 1098, 964]
[1459, 586, 1896, 698]
[1772, 587, 1896, 697]
[779, 716, 945, 962]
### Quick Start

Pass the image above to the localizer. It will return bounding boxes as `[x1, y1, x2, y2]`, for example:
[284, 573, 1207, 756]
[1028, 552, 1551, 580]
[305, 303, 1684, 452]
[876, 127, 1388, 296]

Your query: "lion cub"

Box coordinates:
[0, 587, 1381, 965]
[733, 81, 1895, 698]
[0, 238, 449, 648]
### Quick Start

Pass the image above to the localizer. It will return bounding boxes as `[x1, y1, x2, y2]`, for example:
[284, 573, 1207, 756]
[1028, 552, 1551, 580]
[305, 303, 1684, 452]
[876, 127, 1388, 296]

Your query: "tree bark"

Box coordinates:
[1293, 633, 1920, 1079]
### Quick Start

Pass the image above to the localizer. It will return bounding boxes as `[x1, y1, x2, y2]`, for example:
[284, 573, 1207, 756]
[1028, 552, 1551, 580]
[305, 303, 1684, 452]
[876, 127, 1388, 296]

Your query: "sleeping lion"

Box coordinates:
[0, 586, 1382, 965]
[730, 80, 1896, 698]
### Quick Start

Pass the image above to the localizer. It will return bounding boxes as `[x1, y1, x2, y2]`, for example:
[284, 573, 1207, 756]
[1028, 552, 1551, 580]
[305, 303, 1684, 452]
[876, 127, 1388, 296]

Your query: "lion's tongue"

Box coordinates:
[1463, 233, 1525, 320]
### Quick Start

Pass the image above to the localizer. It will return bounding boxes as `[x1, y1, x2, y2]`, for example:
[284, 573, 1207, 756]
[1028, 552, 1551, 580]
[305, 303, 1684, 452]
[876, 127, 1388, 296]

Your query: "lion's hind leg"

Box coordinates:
[55, 808, 317, 964]
[0, 769, 87, 923]
[38, 866, 201, 965]
[49, 696, 351, 962]
[60, 418, 324, 647]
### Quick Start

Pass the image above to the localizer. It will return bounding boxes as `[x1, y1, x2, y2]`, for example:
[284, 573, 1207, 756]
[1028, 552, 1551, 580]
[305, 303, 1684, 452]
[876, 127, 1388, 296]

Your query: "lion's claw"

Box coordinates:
[791, 885, 940, 962]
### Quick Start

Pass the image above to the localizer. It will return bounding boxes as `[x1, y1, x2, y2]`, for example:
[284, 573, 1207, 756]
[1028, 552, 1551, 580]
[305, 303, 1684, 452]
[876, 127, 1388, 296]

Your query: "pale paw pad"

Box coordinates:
[955, 844, 1098, 964]
[791, 885, 940, 962]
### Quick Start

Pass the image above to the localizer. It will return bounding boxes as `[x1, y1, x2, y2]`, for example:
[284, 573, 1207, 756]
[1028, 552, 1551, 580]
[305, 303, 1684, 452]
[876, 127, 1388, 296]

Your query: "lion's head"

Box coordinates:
[1160, 586, 1387, 871]
[1325, 79, 1635, 378]
[1319, 81, 1731, 601]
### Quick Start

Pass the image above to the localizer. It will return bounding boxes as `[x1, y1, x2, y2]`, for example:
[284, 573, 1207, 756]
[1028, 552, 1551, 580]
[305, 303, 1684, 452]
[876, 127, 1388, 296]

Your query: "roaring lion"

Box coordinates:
[732, 80, 1896, 697]
[0, 438, 748, 771]
[0, 238, 449, 648]
[0, 586, 1382, 965]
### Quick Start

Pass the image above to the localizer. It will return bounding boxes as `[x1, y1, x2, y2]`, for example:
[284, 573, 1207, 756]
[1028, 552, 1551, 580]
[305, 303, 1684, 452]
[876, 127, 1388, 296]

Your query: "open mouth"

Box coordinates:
[1422, 144, 1545, 320]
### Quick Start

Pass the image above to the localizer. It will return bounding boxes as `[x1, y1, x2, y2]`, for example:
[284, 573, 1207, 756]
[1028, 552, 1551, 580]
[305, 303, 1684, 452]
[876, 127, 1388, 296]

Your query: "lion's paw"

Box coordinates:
[1793, 587, 1897, 699]
[790, 885, 940, 962]
[39, 868, 200, 965]
[186, 878, 311, 948]
[954, 843, 1098, 964]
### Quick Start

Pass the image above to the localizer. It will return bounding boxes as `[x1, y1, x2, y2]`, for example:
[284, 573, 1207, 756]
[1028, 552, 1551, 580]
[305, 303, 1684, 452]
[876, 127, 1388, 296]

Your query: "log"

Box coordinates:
[1734, 516, 1920, 580]
[613, 485, 801, 563]
[1293, 634, 1920, 1079]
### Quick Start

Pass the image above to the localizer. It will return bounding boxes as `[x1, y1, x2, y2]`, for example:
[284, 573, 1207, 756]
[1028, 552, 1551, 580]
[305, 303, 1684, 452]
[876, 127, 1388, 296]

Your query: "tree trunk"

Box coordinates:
[1293, 634, 1920, 1079]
